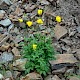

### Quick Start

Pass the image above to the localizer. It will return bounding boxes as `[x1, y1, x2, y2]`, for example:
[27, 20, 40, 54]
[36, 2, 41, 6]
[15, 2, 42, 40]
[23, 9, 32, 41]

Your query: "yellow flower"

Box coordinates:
[56, 16, 62, 23]
[38, 9, 43, 15]
[26, 21, 33, 27]
[37, 19, 43, 24]
[18, 18, 23, 23]
[33, 44, 37, 50]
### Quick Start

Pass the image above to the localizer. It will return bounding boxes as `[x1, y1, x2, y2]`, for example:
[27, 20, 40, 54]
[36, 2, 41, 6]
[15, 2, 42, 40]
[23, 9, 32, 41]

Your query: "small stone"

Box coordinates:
[13, 71, 21, 79]
[14, 7, 23, 16]
[52, 67, 67, 74]
[0, 52, 13, 63]
[5, 78, 11, 80]
[0, 73, 4, 79]
[54, 24, 67, 40]
[61, 39, 71, 45]
[8, 23, 14, 32]
[49, 54, 78, 70]
[44, 75, 53, 80]
[40, 0, 50, 5]
[66, 68, 74, 74]
[77, 0, 80, 4]
[4, 71, 13, 79]
[10, 27, 20, 34]
[0, 10, 5, 19]
[0, 19, 11, 27]
[77, 27, 80, 33]
[25, 4, 37, 12]
[0, 34, 10, 46]
[69, 31, 76, 37]
[19, 22, 26, 28]
[52, 75, 61, 80]
[69, 76, 80, 80]
[21, 72, 42, 80]
[14, 35, 24, 43]
[39, 25, 46, 30]
[1, 42, 10, 50]
[76, 49, 80, 60]
[50, 54, 78, 64]
[13, 59, 27, 71]
[0, 27, 3, 32]
[0, 0, 12, 5]
[12, 47, 21, 59]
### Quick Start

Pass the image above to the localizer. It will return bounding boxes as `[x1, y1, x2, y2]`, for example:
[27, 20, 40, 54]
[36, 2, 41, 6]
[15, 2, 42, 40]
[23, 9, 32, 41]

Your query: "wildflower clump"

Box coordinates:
[20, 34, 56, 76]
[56, 16, 62, 23]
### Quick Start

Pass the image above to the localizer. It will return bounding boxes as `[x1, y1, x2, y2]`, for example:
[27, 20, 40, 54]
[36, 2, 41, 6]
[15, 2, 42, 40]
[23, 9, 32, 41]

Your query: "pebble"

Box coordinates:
[49, 54, 78, 70]
[0, 19, 11, 27]
[0, 0, 12, 5]
[54, 24, 67, 40]
[0, 10, 5, 19]
[12, 47, 21, 59]
[0, 73, 4, 79]
[1, 52, 13, 63]
[13, 59, 27, 71]
[69, 76, 80, 80]
[77, 26, 80, 33]
[21, 72, 42, 80]
[52, 75, 61, 80]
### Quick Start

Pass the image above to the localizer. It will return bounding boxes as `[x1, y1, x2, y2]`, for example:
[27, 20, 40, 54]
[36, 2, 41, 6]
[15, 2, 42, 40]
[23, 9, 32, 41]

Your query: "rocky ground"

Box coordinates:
[0, 0, 80, 80]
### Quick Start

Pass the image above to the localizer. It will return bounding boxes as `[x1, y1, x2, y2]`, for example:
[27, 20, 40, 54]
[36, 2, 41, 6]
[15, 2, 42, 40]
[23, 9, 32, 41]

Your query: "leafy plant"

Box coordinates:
[20, 34, 56, 76]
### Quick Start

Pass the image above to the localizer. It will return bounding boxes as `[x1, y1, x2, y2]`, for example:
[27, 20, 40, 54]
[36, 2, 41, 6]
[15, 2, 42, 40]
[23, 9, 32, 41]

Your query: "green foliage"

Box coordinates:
[20, 34, 56, 76]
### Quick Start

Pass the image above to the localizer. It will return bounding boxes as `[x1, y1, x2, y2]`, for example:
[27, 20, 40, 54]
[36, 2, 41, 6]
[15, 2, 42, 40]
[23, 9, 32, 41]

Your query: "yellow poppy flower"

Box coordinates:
[18, 19, 23, 23]
[56, 16, 62, 23]
[37, 19, 43, 24]
[33, 44, 37, 50]
[26, 21, 33, 27]
[38, 9, 43, 15]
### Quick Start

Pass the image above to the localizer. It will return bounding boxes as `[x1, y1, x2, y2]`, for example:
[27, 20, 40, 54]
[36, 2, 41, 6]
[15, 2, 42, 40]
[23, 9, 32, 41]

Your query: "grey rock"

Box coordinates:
[1, 52, 13, 63]
[66, 68, 74, 74]
[39, 0, 50, 5]
[13, 59, 27, 71]
[52, 67, 67, 74]
[54, 24, 67, 40]
[49, 54, 78, 70]
[0, 73, 4, 79]
[0, 0, 12, 5]
[13, 71, 21, 79]
[77, 0, 80, 4]
[77, 27, 80, 33]
[69, 76, 80, 80]
[0, 27, 3, 32]
[75, 49, 80, 60]
[4, 71, 13, 79]
[14, 35, 24, 43]
[0, 10, 5, 13]
[0, 10, 5, 19]
[52, 75, 61, 80]
[44, 75, 53, 80]
[23, 72, 42, 80]
[39, 25, 46, 30]
[61, 39, 71, 45]
[8, 23, 14, 32]
[69, 31, 76, 37]
[0, 19, 11, 27]
[50, 54, 78, 64]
